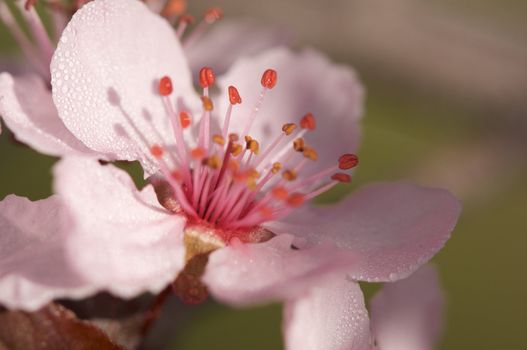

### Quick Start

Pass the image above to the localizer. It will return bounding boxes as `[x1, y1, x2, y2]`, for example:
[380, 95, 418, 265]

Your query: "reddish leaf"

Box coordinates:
[0, 303, 125, 350]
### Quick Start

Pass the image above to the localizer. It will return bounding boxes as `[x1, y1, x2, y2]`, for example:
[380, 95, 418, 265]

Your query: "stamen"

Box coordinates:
[241, 69, 277, 136]
[261, 69, 278, 89]
[271, 186, 289, 200]
[331, 173, 351, 183]
[212, 134, 225, 146]
[293, 138, 305, 152]
[228, 86, 242, 104]
[191, 147, 206, 159]
[204, 7, 223, 24]
[150, 144, 164, 158]
[179, 111, 192, 129]
[287, 193, 305, 207]
[160, 0, 187, 18]
[176, 15, 194, 38]
[282, 169, 297, 181]
[199, 67, 215, 89]
[303, 147, 318, 161]
[339, 154, 359, 169]
[201, 96, 214, 111]
[159, 76, 173, 96]
[300, 113, 316, 130]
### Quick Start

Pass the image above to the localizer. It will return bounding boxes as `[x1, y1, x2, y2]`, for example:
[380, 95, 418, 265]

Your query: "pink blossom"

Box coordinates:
[370, 265, 445, 350]
[0, 0, 460, 348]
[0, 0, 285, 156]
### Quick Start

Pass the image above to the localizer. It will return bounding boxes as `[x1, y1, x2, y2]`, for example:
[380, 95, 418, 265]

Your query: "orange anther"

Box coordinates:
[204, 155, 221, 169]
[212, 134, 225, 146]
[300, 113, 316, 130]
[282, 123, 297, 135]
[191, 147, 206, 159]
[230, 143, 243, 157]
[331, 173, 351, 183]
[261, 69, 278, 89]
[204, 7, 223, 24]
[338, 154, 359, 170]
[179, 111, 191, 129]
[271, 186, 289, 200]
[150, 144, 164, 158]
[201, 96, 214, 111]
[293, 138, 305, 152]
[228, 86, 242, 105]
[158, 76, 173, 96]
[287, 193, 305, 207]
[246, 139, 260, 154]
[161, 0, 187, 17]
[271, 162, 282, 174]
[282, 169, 297, 181]
[199, 67, 215, 88]
[303, 147, 318, 161]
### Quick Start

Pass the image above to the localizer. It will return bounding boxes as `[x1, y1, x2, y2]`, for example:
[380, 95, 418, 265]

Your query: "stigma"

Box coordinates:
[150, 67, 358, 243]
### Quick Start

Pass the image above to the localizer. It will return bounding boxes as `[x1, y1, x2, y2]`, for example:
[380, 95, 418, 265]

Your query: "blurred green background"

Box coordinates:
[1, 0, 526, 349]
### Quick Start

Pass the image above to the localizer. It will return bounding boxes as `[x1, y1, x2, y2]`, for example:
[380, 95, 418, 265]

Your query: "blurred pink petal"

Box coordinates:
[203, 234, 358, 306]
[283, 274, 372, 350]
[0, 195, 93, 311]
[186, 19, 292, 76]
[53, 156, 187, 298]
[269, 182, 461, 282]
[50, 0, 199, 173]
[0, 73, 93, 156]
[216, 47, 363, 172]
[371, 265, 445, 350]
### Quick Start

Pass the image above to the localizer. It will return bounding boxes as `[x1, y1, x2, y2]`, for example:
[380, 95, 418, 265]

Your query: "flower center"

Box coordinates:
[150, 67, 358, 244]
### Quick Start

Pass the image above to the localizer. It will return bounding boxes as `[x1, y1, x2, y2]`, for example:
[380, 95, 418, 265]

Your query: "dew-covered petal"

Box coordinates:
[51, 0, 199, 174]
[0, 195, 94, 311]
[0, 73, 94, 156]
[268, 182, 461, 282]
[371, 265, 445, 350]
[203, 234, 358, 306]
[185, 19, 291, 76]
[53, 156, 187, 298]
[283, 275, 372, 350]
[216, 47, 363, 173]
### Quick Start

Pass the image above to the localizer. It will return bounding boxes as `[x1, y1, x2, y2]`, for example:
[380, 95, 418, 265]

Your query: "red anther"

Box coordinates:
[159, 76, 173, 96]
[150, 144, 164, 158]
[204, 7, 223, 24]
[191, 147, 206, 159]
[338, 154, 359, 170]
[199, 67, 215, 88]
[331, 173, 351, 183]
[259, 206, 274, 219]
[287, 193, 305, 207]
[228, 86, 242, 105]
[261, 69, 278, 89]
[171, 170, 183, 181]
[300, 113, 316, 130]
[271, 187, 289, 200]
[179, 111, 191, 129]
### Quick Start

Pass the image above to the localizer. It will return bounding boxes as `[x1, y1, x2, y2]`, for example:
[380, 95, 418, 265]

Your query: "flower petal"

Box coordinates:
[203, 234, 357, 306]
[283, 275, 372, 350]
[185, 19, 292, 76]
[53, 156, 186, 298]
[203, 234, 358, 306]
[51, 0, 199, 173]
[0, 73, 94, 156]
[371, 265, 445, 350]
[0, 195, 94, 311]
[216, 47, 364, 172]
[268, 182, 461, 282]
